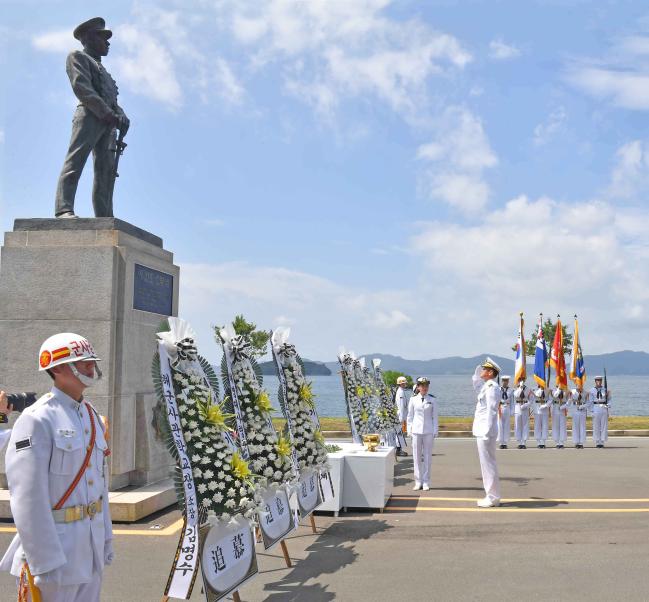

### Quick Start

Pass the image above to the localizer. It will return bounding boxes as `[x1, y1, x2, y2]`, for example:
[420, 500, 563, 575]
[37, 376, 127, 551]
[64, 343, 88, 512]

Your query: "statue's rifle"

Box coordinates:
[106, 126, 127, 214]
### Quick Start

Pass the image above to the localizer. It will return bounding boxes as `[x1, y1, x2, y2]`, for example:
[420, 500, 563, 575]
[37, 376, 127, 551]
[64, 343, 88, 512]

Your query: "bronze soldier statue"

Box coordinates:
[54, 17, 129, 218]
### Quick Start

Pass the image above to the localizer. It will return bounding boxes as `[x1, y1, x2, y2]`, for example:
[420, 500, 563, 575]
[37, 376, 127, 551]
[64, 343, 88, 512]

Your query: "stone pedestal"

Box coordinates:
[0, 218, 179, 490]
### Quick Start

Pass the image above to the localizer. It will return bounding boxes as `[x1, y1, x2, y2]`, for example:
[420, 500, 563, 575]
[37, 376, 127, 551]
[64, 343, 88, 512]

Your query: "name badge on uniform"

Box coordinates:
[15, 437, 32, 452]
[57, 429, 76, 437]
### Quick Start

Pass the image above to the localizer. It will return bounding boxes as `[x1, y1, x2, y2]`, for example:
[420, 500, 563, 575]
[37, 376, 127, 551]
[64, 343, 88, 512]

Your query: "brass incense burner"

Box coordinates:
[362, 434, 380, 452]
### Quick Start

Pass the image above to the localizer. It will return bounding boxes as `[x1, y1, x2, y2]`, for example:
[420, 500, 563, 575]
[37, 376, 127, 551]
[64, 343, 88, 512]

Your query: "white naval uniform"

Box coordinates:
[497, 386, 514, 445]
[533, 388, 551, 445]
[395, 386, 409, 422]
[472, 370, 500, 503]
[0, 429, 10, 450]
[569, 389, 587, 446]
[407, 393, 438, 487]
[550, 390, 569, 446]
[0, 387, 113, 602]
[588, 386, 611, 445]
[513, 384, 533, 445]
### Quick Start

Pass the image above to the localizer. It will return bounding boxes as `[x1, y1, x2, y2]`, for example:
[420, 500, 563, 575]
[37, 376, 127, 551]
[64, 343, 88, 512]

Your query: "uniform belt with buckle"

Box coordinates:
[52, 496, 103, 523]
[594, 401, 608, 404]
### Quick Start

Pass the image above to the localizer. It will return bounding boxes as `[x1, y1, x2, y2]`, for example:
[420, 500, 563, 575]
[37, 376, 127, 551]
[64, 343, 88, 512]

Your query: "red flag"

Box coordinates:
[550, 317, 567, 389]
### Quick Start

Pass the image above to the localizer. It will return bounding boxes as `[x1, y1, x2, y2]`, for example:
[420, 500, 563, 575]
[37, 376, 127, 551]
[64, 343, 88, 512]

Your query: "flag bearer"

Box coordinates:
[472, 358, 501, 508]
[588, 376, 611, 448]
[550, 387, 569, 448]
[0, 333, 113, 602]
[533, 385, 551, 448]
[497, 375, 514, 449]
[406, 377, 438, 491]
[569, 387, 587, 448]
[513, 378, 533, 448]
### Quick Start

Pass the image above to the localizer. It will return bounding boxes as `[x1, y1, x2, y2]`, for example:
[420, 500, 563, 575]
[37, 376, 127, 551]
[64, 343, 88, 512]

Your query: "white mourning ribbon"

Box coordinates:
[219, 327, 250, 459]
[158, 341, 200, 600]
[270, 328, 300, 475]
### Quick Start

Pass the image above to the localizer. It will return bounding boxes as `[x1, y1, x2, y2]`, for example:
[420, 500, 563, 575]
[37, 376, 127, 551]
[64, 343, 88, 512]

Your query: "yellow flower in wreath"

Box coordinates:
[255, 390, 274, 414]
[313, 429, 325, 445]
[276, 435, 292, 459]
[299, 382, 315, 408]
[231, 451, 252, 481]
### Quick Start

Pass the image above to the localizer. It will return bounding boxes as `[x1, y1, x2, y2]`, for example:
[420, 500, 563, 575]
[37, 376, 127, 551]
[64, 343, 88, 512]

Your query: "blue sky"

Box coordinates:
[2, 0, 649, 363]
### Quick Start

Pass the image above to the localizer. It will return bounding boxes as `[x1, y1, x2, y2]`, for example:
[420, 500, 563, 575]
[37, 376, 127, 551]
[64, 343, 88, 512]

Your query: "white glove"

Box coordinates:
[104, 539, 115, 565]
[34, 570, 59, 586]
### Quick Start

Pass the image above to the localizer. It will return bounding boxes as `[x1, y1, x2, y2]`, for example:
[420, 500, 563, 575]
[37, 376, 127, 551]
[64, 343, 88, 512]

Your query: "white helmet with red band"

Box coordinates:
[39, 333, 101, 371]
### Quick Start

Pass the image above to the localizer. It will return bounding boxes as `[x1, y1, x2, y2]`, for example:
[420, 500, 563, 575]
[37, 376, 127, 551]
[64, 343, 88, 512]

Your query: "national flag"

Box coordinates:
[550, 317, 568, 389]
[52, 346, 71, 361]
[514, 313, 526, 382]
[533, 318, 547, 387]
[569, 317, 586, 387]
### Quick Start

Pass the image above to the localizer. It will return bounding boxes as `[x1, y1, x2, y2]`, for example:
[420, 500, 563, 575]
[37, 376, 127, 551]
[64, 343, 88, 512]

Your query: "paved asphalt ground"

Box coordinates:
[1, 437, 648, 601]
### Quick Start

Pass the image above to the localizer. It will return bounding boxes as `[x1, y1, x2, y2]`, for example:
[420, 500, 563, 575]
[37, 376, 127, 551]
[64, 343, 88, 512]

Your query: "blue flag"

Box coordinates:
[533, 319, 547, 387]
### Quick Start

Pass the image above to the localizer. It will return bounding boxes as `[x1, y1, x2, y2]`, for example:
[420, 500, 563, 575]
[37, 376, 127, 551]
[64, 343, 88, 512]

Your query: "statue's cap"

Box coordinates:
[74, 17, 112, 41]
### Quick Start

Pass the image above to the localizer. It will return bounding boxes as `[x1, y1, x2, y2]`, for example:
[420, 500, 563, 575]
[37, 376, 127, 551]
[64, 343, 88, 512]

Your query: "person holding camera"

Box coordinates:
[0, 333, 113, 602]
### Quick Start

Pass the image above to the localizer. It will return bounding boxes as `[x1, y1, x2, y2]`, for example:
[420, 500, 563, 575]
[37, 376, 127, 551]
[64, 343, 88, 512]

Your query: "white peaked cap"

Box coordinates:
[501, 375, 511, 380]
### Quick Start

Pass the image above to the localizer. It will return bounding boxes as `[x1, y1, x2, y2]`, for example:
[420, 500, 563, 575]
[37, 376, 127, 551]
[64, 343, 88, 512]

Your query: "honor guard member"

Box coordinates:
[54, 17, 129, 218]
[0, 334, 113, 602]
[407, 378, 439, 491]
[588, 376, 611, 448]
[569, 387, 587, 448]
[497, 375, 514, 449]
[513, 377, 533, 448]
[394, 376, 409, 456]
[550, 387, 569, 448]
[532, 385, 551, 448]
[472, 358, 501, 507]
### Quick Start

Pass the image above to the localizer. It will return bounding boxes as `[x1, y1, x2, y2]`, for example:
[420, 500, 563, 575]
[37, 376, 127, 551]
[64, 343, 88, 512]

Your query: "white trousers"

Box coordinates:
[572, 411, 587, 445]
[551, 408, 567, 445]
[534, 410, 549, 444]
[411, 433, 434, 486]
[514, 412, 529, 444]
[476, 437, 500, 502]
[20, 572, 102, 602]
[497, 409, 511, 444]
[592, 409, 609, 444]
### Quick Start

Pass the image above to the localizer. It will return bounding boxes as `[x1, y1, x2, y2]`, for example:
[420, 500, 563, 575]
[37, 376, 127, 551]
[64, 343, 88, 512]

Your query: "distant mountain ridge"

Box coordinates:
[257, 359, 332, 376]
[321, 350, 649, 376]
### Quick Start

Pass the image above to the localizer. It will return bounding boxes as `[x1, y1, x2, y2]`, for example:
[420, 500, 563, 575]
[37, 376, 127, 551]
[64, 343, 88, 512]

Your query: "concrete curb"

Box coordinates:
[323, 429, 649, 439]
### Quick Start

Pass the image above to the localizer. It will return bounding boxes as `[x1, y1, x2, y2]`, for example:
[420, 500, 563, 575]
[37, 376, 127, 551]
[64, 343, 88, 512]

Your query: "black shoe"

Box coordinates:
[499, 444, 507, 449]
[538, 444, 545, 449]
[522, 445, 527, 449]
[517, 444, 524, 449]
[597, 444, 604, 448]
[557, 445, 564, 449]
[576, 444, 583, 449]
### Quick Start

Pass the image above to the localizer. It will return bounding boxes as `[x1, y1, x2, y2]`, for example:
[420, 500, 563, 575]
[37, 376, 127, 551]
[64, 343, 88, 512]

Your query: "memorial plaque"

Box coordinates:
[133, 264, 173, 315]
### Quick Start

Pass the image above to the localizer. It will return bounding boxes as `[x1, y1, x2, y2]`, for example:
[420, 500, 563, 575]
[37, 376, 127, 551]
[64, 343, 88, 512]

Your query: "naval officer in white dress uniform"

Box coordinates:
[497, 375, 514, 449]
[472, 358, 501, 508]
[588, 376, 611, 448]
[406, 377, 439, 491]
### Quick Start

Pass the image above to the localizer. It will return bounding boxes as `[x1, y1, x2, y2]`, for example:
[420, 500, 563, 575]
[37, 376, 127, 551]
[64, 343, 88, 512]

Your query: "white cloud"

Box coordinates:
[179, 261, 417, 361]
[488, 38, 521, 61]
[32, 29, 75, 53]
[223, 0, 471, 122]
[113, 24, 183, 109]
[567, 34, 649, 110]
[533, 106, 567, 146]
[607, 140, 649, 199]
[408, 194, 649, 353]
[417, 106, 498, 212]
[0, 130, 4, 145]
[214, 57, 245, 105]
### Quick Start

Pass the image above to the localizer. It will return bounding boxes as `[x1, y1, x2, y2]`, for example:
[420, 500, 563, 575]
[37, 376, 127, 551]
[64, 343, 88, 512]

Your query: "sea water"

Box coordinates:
[260, 374, 649, 417]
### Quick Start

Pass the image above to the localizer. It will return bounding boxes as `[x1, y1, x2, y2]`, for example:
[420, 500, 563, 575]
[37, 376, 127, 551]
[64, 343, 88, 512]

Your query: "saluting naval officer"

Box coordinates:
[472, 358, 501, 507]
[0, 333, 113, 602]
[394, 376, 409, 456]
[588, 376, 611, 448]
[406, 377, 439, 491]
[497, 375, 514, 449]
[54, 17, 129, 218]
[513, 377, 533, 449]
[549, 387, 569, 448]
